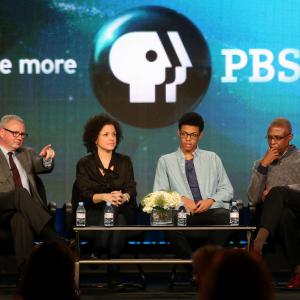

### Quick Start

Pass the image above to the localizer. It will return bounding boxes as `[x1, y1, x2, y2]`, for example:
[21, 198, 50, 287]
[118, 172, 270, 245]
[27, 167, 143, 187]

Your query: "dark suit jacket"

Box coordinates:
[76, 152, 137, 224]
[0, 146, 54, 207]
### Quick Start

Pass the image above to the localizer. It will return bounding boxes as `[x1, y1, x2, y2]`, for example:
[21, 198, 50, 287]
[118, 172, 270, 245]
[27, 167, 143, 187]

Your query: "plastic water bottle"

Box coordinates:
[177, 203, 187, 226]
[104, 202, 114, 227]
[230, 200, 239, 226]
[76, 202, 86, 227]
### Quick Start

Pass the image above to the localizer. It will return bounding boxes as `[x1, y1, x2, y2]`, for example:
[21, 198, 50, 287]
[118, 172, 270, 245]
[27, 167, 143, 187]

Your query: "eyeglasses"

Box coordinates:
[266, 133, 290, 142]
[3, 128, 28, 139]
[180, 131, 199, 140]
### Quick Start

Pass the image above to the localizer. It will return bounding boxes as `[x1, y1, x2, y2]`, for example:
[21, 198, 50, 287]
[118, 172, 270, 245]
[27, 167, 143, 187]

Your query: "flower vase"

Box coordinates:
[150, 207, 173, 226]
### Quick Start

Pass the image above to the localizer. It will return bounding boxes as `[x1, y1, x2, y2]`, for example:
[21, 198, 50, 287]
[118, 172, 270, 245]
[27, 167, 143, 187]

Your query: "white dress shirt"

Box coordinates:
[0, 146, 31, 193]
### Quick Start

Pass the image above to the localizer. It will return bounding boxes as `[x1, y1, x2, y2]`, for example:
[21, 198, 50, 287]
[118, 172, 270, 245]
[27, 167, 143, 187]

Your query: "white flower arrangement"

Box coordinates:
[141, 190, 182, 214]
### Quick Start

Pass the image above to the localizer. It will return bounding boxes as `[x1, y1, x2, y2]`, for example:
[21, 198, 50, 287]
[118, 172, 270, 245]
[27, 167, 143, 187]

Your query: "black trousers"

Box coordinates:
[165, 207, 230, 259]
[260, 186, 300, 268]
[0, 188, 52, 267]
[86, 205, 127, 280]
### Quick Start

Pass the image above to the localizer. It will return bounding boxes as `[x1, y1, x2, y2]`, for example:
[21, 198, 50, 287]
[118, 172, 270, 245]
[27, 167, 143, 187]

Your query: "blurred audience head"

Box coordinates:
[192, 245, 223, 287]
[17, 240, 79, 300]
[193, 247, 274, 300]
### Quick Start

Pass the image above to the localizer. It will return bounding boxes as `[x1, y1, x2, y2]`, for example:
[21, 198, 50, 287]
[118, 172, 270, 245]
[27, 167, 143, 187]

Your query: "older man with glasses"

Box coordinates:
[0, 114, 60, 277]
[153, 112, 233, 276]
[248, 117, 300, 289]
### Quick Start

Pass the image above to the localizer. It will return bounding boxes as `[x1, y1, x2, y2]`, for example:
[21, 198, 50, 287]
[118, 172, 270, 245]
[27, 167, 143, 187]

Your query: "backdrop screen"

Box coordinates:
[1, 0, 299, 205]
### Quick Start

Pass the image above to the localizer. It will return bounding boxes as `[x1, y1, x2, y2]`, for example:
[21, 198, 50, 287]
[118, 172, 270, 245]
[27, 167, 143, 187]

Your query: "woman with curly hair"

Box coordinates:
[75, 113, 137, 290]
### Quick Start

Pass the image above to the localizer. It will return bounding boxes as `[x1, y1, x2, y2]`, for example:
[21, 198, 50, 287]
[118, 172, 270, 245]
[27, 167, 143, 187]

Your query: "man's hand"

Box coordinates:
[261, 187, 271, 202]
[260, 147, 280, 167]
[181, 196, 197, 214]
[195, 198, 214, 213]
[39, 144, 55, 160]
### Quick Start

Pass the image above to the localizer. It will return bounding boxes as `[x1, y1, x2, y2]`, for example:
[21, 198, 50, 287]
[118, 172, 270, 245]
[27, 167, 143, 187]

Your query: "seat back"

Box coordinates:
[62, 181, 79, 238]
[71, 180, 81, 226]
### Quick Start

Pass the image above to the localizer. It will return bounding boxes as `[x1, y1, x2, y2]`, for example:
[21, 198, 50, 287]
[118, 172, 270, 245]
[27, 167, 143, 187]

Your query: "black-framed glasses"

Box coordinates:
[3, 128, 28, 139]
[265, 133, 290, 142]
[180, 131, 199, 140]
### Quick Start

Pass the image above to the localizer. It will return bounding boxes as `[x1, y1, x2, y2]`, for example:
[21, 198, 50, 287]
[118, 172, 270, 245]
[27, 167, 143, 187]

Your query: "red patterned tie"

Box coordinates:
[8, 152, 23, 188]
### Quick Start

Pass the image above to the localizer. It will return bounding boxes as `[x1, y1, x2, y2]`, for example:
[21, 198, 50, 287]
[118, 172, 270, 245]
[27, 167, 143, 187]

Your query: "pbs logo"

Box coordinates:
[91, 6, 211, 128]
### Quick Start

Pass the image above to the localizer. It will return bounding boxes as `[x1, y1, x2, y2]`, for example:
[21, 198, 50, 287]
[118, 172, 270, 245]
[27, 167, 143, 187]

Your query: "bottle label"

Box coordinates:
[230, 212, 239, 218]
[178, 212, 187, 219]
[105, 213, 113, 218]
[76, 212, 85, 218]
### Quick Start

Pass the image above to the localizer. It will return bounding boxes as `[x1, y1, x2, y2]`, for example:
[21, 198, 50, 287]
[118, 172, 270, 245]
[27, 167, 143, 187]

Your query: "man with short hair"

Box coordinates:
[0, 114, 58, 274]
[248, 117, 300, 289]
[153, 112, 233, 261]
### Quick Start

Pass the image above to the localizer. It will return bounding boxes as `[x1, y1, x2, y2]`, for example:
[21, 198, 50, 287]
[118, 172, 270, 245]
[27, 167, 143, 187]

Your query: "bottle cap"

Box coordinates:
[78, 202, 83, 206]
[106, 201, 112, 206]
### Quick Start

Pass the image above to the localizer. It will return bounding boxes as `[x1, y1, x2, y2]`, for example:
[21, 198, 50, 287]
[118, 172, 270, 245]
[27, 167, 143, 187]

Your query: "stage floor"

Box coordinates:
[1, 269, 300, 300]
[1, 286, 300, 300]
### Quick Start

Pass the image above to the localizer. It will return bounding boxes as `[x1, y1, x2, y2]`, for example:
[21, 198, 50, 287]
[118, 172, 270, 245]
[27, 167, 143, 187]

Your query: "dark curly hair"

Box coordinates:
[83, 113, 123, 153]
[178, 112, 204, 132]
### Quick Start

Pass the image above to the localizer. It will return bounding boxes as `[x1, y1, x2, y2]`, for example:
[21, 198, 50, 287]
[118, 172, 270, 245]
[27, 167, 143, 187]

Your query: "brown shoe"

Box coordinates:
[286, 273, 300, 289]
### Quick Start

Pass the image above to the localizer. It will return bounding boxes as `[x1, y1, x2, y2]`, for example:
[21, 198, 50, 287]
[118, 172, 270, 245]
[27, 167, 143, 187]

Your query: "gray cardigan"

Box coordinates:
[248, 145, 300, 205]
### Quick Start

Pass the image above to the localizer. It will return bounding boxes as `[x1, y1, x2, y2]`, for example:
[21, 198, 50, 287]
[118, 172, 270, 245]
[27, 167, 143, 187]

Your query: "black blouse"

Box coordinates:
[76, 152, 137, 210]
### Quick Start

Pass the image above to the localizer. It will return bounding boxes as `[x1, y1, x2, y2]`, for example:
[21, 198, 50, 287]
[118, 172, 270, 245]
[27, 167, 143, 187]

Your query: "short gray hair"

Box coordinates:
[0, 115, 25, 128]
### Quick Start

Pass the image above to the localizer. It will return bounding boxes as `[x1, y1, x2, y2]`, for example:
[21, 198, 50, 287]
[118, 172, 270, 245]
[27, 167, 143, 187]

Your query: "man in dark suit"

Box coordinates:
[0, 114, 59, 274]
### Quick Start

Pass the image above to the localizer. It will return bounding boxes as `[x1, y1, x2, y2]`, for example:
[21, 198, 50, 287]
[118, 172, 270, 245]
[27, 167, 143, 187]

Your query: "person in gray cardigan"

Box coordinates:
[248, 117, 300, 289]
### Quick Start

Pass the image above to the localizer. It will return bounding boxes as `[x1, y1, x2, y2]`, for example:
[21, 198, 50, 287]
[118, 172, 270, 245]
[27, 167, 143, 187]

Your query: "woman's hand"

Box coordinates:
[121, 193, 130, 203]
[93, 191, 122, 206]
[93, 191, 130, 206]
[105, 191, 123, 206]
